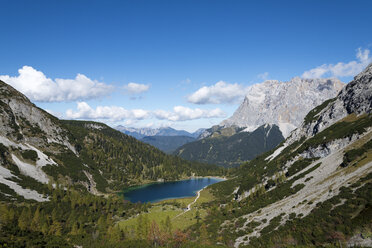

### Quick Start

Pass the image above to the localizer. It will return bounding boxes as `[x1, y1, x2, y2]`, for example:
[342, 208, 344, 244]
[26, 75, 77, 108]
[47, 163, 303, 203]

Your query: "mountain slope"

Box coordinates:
[174, 124, 284, 167]
[0, 80, 223, 202]
[141, 135, 196, 153]
[202, 64, 372, 247]
[220, 77, 344, 137]
[179, 78, 343, 167]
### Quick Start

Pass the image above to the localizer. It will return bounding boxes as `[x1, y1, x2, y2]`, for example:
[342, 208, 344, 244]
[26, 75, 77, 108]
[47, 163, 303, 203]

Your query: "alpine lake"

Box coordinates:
[121, 177, 224, 203]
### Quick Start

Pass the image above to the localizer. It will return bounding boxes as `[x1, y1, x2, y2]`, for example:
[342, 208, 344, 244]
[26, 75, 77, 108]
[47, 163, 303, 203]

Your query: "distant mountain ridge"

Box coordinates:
[220, 77, 344, 138]
[141, 135, 196, 154]
[115, 125, 204, 139]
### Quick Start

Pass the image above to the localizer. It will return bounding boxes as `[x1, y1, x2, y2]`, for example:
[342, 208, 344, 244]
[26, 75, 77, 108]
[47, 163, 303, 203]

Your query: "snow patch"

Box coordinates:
[242, 125, 258, 133]
[0, 165, 48, 202]
[25, 144, 57, 167]
[0, 135, 18, 147]
[277, 122, 297, 138]
[11, 154, 49, 184]
[265, 143, 288, 161]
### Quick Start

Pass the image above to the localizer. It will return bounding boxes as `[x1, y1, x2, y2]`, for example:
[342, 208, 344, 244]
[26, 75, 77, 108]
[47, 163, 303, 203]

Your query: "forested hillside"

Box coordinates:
[174, 124, 284, 167]
[0, 79, 225, 200]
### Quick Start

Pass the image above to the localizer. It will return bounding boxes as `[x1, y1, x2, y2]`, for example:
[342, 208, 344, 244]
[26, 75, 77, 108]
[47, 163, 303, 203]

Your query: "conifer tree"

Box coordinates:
[165, 215, 172, 234]
[31, 207, 41, 231]
[18, 208, 30, 231]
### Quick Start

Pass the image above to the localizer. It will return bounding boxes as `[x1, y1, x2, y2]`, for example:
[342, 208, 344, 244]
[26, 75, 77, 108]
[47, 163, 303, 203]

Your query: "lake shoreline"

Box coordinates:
[121, 176, 225, 203]
[121, 175, 227, 193]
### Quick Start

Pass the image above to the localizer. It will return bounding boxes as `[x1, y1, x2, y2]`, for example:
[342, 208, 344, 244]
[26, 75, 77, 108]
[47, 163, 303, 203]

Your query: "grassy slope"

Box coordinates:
[118, 188, 216, 232]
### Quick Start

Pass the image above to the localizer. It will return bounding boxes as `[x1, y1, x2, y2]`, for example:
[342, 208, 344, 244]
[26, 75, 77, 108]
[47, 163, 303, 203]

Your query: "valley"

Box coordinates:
[0, 37, 371, 248]
[1, 63, 372, 247]
[1, 2, 372, 247]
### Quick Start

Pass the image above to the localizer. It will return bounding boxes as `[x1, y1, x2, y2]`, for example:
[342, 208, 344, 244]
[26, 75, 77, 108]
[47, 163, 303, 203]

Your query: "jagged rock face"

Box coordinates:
[340, 63, 372, 115]
[0, 81, 74, 151]
[220, 78, 344, 137]
[228, 65, 372, 247]
[287, 63, 372, 144]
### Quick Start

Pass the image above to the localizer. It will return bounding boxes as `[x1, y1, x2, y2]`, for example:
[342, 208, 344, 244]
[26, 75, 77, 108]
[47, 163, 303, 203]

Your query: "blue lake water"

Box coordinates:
[121, 177, 224, 203]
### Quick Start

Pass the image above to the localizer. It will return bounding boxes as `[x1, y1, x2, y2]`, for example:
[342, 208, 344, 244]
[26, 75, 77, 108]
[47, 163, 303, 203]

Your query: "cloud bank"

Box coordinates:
[123, 82, 150, 94]
[302, 48, 371, 78]
[0, 66, 113, 102]
[154, 106, 225, 121]
[66, 102, 149, 121]
[187, 81, 249, 104]
[66, 102, 225, 122]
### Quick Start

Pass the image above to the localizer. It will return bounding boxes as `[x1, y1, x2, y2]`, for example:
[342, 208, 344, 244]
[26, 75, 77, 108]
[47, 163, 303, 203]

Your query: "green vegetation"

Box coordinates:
[1, 78, 372, 247]
[0, 182, 226, 247]
[141, 135, 196, 153]
[20, 149, 38, 161]
[58, 120, 226, 191]
[119, 188, 216, 234]
[303, 97, 336, 125]
[297, 114, 372, 155]
[242, 173, 372, 247]
[341, 139, 372, 167]
[174, 124, 284, 167]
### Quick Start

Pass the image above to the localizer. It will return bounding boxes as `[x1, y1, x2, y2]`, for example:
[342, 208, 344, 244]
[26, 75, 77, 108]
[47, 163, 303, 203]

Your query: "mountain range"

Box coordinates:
[206, 63, 372, 247]
[175, 77, 344, 166]
[115, 126, 204, 153]
[0, 80, 222, 202]
[0, 63, 371, 247]
[115, 125, 204, 139]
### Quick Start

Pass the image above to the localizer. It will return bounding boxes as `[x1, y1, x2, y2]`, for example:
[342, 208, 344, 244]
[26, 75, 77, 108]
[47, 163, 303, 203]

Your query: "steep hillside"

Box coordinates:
[201, 64, 372, 247]
[141, 135, 196, 153]
[0, 80, 223, 202]
[179, 78, 343, 167]
[174, 124, 284, 167]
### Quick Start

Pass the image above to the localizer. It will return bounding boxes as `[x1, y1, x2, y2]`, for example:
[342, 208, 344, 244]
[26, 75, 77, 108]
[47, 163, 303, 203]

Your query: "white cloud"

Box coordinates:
[0, 66, 113, 102]
[123, 82, 150, 94]
[66, 102, 149, 121]
[154, 106, 226, 121]
[257, 72, 269, 81]
[187, 81, 249, 104]
[302, 48, 372, 78]
[66, 102, 225, 122]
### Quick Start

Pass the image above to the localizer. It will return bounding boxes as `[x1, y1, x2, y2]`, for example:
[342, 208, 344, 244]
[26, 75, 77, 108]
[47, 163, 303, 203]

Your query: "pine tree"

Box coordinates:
[31, 207, 41, 231]
[165, 215, 172, 234]
[70, 222, 79, 235]
[18, 208, 30, 231]
[41, 222, 49, 235]
[136, 214, 144, 239]
[49, 220, 63, 236]
[97, 215, 106, 230]
[143, 215, 150, 239]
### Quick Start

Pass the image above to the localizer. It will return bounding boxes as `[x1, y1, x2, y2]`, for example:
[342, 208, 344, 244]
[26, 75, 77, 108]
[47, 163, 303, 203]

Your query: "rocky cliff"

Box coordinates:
[221, 77, 344, 138]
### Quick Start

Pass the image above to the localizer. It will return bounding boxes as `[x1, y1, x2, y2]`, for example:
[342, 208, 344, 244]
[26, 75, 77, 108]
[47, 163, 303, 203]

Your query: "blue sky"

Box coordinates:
[1, 0, 371, 132]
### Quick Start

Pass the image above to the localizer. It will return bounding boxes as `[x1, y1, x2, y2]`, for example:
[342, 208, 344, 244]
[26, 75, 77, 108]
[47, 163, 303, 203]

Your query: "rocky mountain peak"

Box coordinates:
[286, 63, 372, 144]
[220, 77, 344, 137]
